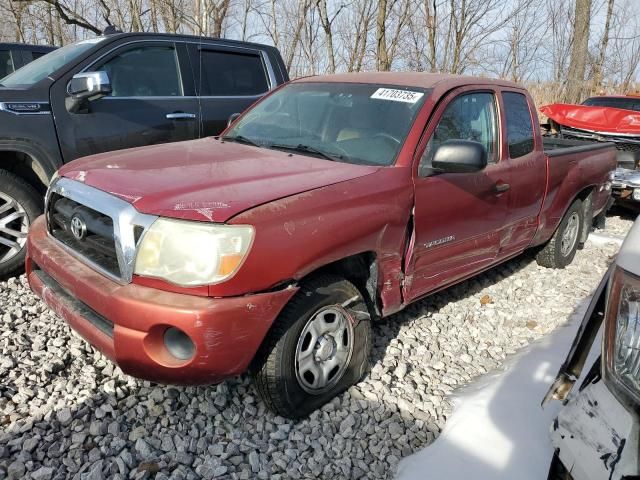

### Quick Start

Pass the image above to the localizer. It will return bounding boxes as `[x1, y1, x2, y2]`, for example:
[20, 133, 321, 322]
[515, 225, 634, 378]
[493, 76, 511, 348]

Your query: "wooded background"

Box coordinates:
[1, 0, 638, 105]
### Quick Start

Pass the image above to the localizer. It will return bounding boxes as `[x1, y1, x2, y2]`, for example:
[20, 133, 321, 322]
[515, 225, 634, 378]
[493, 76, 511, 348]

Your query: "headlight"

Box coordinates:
[633, 188, 640, 201]
[134, 218, 254, 286]
[605, 267, 640, 401]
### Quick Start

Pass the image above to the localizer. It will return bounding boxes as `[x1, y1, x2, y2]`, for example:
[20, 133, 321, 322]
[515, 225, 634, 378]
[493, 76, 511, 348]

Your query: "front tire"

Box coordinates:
[536, 200, 584, 269]
[251, 275, 372, 419]
[0, 170, 42, 278]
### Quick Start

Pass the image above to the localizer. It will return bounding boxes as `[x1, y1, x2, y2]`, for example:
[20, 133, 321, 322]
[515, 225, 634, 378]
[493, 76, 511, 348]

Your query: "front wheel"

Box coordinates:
[251, 275, 372, 419]
[0, 170, 42, 278]
[536, 199, 584, 269]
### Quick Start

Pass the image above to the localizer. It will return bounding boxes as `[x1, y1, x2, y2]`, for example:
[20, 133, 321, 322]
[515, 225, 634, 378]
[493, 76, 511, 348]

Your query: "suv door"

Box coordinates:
[51, 41, 199, 161]
[404, 88, 512, 302]
[191, 43, 273, 136]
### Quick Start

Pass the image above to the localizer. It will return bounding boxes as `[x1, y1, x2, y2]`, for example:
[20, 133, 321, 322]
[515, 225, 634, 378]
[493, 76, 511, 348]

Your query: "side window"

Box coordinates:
[200, 50, 268, 96]
[0, 50, 14, 78]
[95, 45, 182, 98]
[419, 92, 498, 176]
[503, 92, 534, 158]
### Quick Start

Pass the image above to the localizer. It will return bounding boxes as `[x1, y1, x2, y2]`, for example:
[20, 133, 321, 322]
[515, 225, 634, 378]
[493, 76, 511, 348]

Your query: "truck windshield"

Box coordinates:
[225, 82, 429, 166]
[582, 96, 640, 112]
[0, 37, 106, 87]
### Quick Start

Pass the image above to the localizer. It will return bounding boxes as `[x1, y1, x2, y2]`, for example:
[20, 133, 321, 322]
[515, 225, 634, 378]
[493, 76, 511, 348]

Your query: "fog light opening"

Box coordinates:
[163, 327, 195, 361]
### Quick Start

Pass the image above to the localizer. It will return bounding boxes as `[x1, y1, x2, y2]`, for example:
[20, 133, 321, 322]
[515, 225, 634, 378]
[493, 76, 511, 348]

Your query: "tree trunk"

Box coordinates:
[376, 0, 390, 71]
[316, 0, 336, 73]
[593, 0, 614, 93]
[565, 0, 592, 103]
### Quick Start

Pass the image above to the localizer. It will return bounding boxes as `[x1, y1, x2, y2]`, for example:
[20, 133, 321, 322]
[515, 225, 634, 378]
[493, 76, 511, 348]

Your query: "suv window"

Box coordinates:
[96, 45, 182, 98]
[503, 92, 534, 158]
[0, 50, 13, 78]
[200, 50, 268, 96]
[419, 92, 498, 176]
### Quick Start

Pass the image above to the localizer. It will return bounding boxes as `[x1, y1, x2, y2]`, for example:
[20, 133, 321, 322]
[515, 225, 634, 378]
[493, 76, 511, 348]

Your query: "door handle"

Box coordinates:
[493, 182, 510, 193]
[166, 112, 196, 120]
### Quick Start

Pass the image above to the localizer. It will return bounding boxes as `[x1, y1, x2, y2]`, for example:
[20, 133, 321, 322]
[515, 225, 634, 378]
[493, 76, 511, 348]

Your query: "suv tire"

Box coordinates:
[0, 170, 42, 278]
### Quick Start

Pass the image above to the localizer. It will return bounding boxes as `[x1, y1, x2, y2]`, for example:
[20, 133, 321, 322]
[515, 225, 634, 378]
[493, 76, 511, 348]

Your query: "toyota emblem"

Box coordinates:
[70, 215, 87, 241]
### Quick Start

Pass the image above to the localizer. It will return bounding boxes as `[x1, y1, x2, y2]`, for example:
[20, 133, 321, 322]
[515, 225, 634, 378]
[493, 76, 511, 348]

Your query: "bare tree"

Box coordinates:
[592, 0, 615, 92]
[565, 0, 592, 103]
[376, 0, 409, 71]
[15, 0, 102, 34]
[315, 0, 345, 74]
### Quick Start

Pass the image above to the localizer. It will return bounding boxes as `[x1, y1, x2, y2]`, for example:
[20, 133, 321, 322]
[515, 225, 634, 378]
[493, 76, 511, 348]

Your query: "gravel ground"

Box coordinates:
[0, 213, 635, 480]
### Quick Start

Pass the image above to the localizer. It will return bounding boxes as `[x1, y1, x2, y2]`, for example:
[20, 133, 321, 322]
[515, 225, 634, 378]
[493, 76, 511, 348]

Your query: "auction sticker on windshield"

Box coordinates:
[371, 88, 424, 103]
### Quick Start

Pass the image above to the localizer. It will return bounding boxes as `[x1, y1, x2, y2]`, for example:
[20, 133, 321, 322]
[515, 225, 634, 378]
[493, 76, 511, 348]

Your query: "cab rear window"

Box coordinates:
[503, 92, 534, 158]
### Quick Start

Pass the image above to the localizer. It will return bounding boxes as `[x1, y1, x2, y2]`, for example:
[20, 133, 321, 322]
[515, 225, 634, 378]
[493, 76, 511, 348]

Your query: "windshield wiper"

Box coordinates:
[269, 143, 344, 162]
[220, 134, 261, 148]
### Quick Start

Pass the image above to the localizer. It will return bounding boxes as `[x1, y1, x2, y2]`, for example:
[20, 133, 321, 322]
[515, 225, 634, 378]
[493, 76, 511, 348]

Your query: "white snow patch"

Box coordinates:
[397, 297, 601, 480]
[588, 231, 625, 247]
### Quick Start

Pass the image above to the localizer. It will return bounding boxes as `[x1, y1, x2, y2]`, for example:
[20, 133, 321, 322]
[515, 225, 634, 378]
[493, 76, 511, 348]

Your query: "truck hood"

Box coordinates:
[540, 103, 640, 135]
[58, 138, 380, 222]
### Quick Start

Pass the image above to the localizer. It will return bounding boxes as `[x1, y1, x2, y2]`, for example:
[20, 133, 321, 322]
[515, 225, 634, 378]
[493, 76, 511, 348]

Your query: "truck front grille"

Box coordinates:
[561, 127, 640, 152]
[47, 193, 121, 278]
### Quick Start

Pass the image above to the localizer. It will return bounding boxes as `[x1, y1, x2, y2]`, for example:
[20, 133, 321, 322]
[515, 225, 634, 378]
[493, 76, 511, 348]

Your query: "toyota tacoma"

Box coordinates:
[27, 73, 617, 418]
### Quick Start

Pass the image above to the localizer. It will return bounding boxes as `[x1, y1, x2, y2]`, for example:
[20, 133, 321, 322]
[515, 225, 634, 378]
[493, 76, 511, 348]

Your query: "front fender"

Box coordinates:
[0, 138, 62, 186]
[215, 168, 414, 313]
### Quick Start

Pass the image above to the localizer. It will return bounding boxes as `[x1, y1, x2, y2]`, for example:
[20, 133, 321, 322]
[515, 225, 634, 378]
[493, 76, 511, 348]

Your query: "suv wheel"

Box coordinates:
[251, 275, 372, 419]
[536, 199, 583, 269]
[0, 170, 42, 277]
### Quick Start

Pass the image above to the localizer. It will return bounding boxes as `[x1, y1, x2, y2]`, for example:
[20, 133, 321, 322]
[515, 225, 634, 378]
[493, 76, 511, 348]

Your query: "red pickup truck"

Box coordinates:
[26, 73, 616, 418]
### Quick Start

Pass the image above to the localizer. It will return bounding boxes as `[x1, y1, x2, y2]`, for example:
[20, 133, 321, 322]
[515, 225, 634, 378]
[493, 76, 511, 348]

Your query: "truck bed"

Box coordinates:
[542, 136, 615, 157]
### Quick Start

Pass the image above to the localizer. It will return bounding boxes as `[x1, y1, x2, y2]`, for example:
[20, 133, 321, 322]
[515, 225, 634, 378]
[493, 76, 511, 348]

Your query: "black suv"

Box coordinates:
[0, 33, 288, 276]
[0, 43, 56, 79]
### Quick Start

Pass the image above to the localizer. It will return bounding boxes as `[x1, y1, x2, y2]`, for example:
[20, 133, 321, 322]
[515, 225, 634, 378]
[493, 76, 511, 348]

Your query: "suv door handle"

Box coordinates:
[493, 182, 510, 193]
[166, 112, 196, 120]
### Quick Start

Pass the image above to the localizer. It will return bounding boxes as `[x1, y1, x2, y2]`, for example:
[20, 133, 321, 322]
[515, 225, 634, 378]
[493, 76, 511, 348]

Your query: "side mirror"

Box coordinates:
[432, 139, 487, 173]
[66, 71, 112, 113]
[227, 112, 241, 127]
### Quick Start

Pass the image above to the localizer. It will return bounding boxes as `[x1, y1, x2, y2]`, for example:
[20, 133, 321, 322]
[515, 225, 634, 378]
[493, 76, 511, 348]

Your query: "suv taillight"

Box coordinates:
[604, 266, 640, 403]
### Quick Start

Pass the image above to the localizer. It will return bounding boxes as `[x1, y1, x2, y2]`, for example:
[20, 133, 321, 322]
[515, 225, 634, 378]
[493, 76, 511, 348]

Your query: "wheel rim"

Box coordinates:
[0, 192, 29, 264]
[295, 306, 354, 394]
[560, 212, 580, 257]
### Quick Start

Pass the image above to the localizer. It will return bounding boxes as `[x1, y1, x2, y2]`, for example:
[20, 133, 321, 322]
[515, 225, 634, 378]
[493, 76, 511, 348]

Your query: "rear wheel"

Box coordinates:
[251, 275, 372, 419]
[536, 200, 583, 269]
[0, 170, 42, 278]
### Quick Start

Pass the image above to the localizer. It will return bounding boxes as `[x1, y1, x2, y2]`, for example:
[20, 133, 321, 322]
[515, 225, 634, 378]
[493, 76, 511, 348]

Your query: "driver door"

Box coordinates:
[51, 41, 199, 161]
[403, 88, 512, 302]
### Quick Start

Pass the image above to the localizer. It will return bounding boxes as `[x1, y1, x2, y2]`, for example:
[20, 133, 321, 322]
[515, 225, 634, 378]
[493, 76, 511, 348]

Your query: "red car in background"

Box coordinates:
[541, 95, 640, 209]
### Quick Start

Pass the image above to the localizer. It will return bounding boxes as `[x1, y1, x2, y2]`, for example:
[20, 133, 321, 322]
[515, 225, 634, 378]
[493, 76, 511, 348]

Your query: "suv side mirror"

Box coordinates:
[432, 139, 487, 173]
[227, 112, 241, 127]
[66, 71, 112, 113]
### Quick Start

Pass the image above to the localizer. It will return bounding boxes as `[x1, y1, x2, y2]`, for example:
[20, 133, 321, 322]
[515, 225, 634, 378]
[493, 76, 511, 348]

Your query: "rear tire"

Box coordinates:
[251, 275, 372, 419]
[0, 170, 42, 278]
[536, 200, 583, 269]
